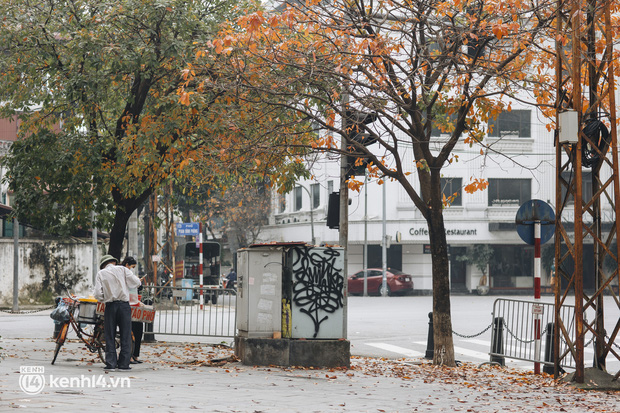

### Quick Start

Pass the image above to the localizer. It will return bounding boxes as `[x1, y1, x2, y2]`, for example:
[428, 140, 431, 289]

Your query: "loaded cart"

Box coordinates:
[95, 301, 156, 323]
[51, 295, 155, 365]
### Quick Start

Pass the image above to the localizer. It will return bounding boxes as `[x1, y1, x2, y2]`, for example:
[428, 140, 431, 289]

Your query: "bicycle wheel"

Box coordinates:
[97, 330, 136, 365]
[93, 323, 106, 364]
[51, 323, 69, 365]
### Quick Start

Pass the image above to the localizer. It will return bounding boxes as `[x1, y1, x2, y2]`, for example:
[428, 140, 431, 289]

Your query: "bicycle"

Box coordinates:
[51, 294, 134, 365]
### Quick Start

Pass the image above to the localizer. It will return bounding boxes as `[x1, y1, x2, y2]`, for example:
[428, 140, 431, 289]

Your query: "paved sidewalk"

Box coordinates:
[1, 336, 619, 413]
[1, 309, 619, 412]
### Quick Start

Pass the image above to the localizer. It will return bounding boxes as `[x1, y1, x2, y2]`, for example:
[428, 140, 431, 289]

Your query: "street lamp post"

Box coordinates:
[381, 179, 387, 297]
[297, 184, 316, 245]
[364, 169, 368, 296]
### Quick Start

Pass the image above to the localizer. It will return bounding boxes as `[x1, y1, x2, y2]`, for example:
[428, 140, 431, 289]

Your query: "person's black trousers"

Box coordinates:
[103, 301, 132, 368]
[131, 321, 143, 358]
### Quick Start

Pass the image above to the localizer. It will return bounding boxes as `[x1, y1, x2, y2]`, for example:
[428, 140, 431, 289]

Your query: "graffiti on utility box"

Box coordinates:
[290, 247, 344, 338]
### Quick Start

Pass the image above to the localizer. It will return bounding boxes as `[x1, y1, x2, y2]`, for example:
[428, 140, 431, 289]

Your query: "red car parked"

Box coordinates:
[347, 268, 414, 296]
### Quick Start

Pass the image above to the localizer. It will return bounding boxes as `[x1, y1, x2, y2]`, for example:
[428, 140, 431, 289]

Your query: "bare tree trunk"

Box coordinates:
[108, 191, 152, 260]
[108, 207, 133, 260]
[428, 193, 456, 367]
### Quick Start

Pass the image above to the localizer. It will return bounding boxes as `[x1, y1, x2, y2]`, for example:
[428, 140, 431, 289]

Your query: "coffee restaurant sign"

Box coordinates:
[409, 227, 478, 237]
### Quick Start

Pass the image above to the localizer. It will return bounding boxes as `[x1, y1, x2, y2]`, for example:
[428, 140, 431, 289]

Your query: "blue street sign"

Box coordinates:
[515, 200, 555, 245]
[176, 222, 200, 236]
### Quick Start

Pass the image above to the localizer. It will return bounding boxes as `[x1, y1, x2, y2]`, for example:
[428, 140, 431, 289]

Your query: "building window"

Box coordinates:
[279, 193, 286, 213]
[294, 186, 302, 211]
[2, 218, 23, 238]
[441, 177, 462, 206]
[488, 110, 531, 138]
[488, 178, 531, 206]
[489, 245, 534, 287]
[311, 183, 320, 209]
[327, 180, 333, 194]
[560, 171, 592, 205]
[367, 244, 403, 271]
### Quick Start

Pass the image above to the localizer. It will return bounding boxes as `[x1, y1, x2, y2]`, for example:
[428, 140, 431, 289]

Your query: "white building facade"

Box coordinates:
[256, 104, 614, 295]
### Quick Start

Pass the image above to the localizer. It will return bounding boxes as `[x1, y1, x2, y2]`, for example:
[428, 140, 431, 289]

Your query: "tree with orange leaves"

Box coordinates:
[195, 0, 556, 366]
[0, 0, 312, 260]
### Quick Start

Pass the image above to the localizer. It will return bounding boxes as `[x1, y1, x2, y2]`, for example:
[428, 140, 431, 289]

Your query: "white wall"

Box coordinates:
[0, 238, 103, 306]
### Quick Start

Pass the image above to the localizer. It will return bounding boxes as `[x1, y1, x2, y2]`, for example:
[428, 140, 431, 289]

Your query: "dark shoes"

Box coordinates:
[130, 358, 143, 364]
[103, 365, 116, 371]
[117, 366, 131, 371]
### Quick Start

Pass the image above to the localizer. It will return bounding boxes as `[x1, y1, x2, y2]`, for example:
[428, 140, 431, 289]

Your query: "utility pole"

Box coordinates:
[91, 210, 97, 284]
[381, 180, 387, 297]
[12, 217, 18, 312]
[554, 0, 620, 383]
[340, 107, 349, 339]
[363, 169, 368, 297]
[143, 193, 158, 343]
[298, 184, 316, 245]
[150, 194, 158, 286]
[163, 182, 175, 286]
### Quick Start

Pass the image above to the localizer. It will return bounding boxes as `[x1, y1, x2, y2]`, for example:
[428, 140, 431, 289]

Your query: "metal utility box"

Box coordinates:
[558, 109, 579, 143]
[237, 246, 283, 338]
[284, 246, 345, 339]
[236, 244, 345, 340]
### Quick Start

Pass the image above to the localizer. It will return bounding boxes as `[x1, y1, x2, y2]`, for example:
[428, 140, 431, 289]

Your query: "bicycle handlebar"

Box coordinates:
[57, 284, 80, 308]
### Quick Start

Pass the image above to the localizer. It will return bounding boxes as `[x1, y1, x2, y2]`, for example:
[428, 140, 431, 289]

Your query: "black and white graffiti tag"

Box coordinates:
[291, 247, 344, 338]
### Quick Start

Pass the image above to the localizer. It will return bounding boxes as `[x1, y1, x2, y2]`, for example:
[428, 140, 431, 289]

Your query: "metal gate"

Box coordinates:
[141, 285, 236, 338]
[490, 298, 577, 370]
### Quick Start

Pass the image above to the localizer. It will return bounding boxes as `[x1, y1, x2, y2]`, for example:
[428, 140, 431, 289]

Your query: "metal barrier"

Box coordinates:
[490, 298, 577, 370]
[141, 285, 236, 338]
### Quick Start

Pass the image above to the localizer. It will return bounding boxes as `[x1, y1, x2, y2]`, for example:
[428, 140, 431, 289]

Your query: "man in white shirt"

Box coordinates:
[93, 254, 141, 371]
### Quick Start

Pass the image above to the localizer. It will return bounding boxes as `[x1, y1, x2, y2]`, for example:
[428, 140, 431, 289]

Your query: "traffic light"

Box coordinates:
[345, 110, 378, 144]
[347, 157, 370, 179]
[345, 110, 378, 178]
[326, 192, 340, 229]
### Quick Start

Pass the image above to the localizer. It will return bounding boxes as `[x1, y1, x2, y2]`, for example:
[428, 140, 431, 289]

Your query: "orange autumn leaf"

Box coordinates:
[464, 178, 489, 194]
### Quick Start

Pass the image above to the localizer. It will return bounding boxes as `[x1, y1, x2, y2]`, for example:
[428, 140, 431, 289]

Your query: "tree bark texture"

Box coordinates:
[429, 206, 455, 366]
[107, 191, 152, 260]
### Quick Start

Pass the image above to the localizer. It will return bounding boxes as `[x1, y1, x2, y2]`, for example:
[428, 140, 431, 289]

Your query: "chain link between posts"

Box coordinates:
[499, 319, 599, 348]
[0, 306, 55, 314]
[450, 306, 619, 366]
[500, 318, 551, 344]
[5, 303, 619, 350]
[452, 322, 493, 339]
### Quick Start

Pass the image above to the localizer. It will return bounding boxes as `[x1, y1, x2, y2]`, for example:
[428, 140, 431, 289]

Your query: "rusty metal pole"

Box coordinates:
[586, 0, 602, 372]
[570, 0, 585, 382]
[555, 0, 620, 381]
[553, 0, 563, 379]
[170, 182, 176, 288]
[553, 136, 561, 378]
[602, 0, 620, 370]
[150, 194, 158, 287]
